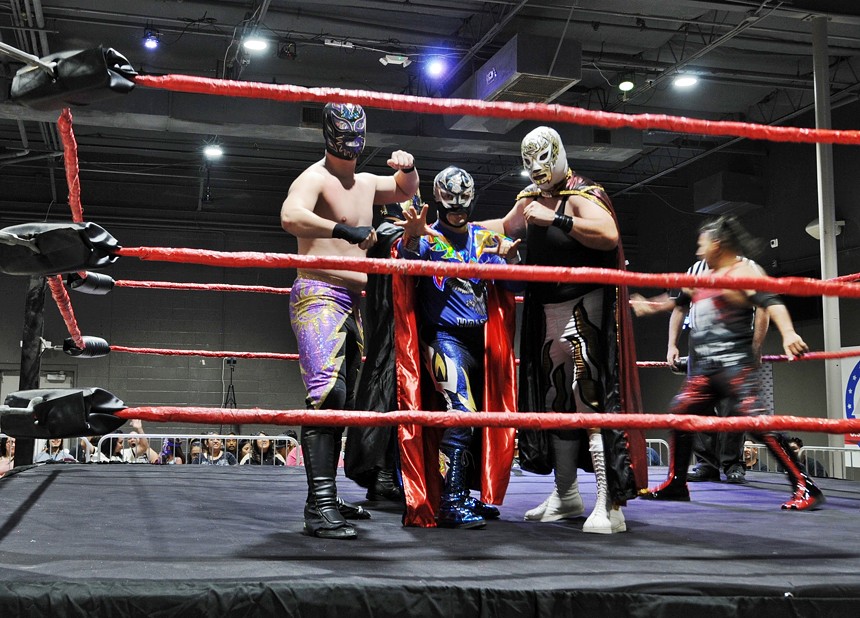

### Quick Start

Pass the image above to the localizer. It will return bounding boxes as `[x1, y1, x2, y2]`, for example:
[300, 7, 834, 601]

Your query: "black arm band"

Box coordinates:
[332, 223, 373, 245]
[675, 291, 692, 308]
[749, 291, 784, 308]
[552, 213, 574, 234]
[400, 166, 415, 174]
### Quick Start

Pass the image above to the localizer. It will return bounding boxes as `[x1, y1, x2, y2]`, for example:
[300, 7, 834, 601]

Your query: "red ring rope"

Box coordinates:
[133, 74, 860, 146]
[56, 108, 84, 224]
[46, 274, 84, 350]
[116, 407, 860, 434]
[110, 345, 299, 361]
[116, 246, 860, 299]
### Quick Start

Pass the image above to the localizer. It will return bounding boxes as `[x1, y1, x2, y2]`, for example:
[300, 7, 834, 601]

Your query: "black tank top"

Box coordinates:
[689, 263, 755, 373]
[525, 197, 617, 303]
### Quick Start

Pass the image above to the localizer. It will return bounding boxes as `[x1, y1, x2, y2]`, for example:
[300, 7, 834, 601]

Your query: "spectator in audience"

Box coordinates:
[240, 432, 276, 465]
[224, 433, 240, 460]
[787, 437, 829, 478]
[0, 436, 15, 477]
[159, 438, 185, 465]
[192, 434, 237, 465]
[286, 430, 304, 466]
[273, 434, 291, 466]
[188, 439, 203, 463]
[35, 438, 76, 463]
[646, 446, 663, 466]
[743, 440, 769, 472]
[238, 439, 252, 462]
[93, 433, 124, 463]
[69, 436, 98, 463]
[121, 419, 159, 463]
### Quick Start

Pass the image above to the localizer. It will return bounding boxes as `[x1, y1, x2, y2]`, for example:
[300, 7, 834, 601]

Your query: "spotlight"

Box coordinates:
[143, 28, 160, 50]
[425, 57, 447, 79]
[673, 74, 699, 88]
[379, 54, 412, 67]
[203, 144, 223, 159]
[618, 78, 635, 92]
[242, 34, 269, 52]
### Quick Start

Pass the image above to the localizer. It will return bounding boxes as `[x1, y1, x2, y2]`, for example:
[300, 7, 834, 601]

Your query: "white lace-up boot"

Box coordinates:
[523, 480, 584, 522]
[609, 505, 626, 533]
[583, 433, 617, 534]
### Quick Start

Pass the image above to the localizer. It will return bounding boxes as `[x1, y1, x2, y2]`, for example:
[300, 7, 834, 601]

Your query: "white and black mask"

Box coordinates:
[521, 126, 569, 192]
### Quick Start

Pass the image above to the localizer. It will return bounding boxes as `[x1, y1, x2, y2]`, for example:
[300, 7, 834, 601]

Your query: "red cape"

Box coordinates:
[393, 257, 517, 528]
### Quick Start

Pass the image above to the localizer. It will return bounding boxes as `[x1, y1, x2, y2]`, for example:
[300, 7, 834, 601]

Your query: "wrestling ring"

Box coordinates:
[1, 47, 860, 617]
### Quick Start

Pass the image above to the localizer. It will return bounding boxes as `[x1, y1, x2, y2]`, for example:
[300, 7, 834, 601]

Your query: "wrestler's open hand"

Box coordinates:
[522, 201, 557, 227]
[484, 237, 522, 263]
[396, 204, 439, 239]
[782, 332, 808, 360]
[387, 150, 415, 171]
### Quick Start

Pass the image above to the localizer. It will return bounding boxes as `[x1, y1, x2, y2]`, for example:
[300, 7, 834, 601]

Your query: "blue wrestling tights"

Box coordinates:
[421, 325, 484, 451]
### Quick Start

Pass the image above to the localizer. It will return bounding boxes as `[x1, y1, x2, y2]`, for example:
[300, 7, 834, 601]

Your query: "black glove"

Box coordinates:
[332, 223, 373, 245]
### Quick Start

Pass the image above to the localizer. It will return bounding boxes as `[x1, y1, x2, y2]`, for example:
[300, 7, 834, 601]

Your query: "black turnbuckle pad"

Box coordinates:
[66, 271, 116, 295]
[1, 387, 126, 438]
[63, 336, 110, 358]
[0, 221, 119, 276]
[11, 47, 137, 111]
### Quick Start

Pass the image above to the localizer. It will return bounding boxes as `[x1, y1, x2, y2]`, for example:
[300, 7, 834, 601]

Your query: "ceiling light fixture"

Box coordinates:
[673, 74, 699, 89]
[618, 77, 635, 92]
[425, 57, 447, 79]
[379, 54, 412, 67]
[242, 34, 269, 52]
[143, 28, 160, 51]
[203, 144, 223, 159]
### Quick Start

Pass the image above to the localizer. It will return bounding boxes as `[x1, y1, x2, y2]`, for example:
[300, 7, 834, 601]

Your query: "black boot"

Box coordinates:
[761, 433, 825, 511]
[337, 497, 372, 520]
[462, 495, 500, 520]
[366, 468, 405, 502]
[640, 431, 693, 501]
[437, 447, 486, 529]
[302, 427, 357, 539]
[458, 452, 499, 519]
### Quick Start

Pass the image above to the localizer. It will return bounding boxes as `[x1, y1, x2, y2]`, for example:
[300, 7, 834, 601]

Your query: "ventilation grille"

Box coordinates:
[301, 106, 323, 127]
[487, 74, 578, 103]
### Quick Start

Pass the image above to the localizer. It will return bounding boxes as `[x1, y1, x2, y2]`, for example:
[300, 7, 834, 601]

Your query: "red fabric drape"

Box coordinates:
[394, 245, 517, 527]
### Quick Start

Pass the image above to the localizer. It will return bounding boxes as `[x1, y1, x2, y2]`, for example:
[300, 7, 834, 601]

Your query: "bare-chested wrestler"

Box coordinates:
[280, 102, 419, 539]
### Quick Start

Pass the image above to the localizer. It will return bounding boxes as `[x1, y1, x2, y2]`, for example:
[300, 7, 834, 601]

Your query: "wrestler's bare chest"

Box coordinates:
[317, 174, 375, 226]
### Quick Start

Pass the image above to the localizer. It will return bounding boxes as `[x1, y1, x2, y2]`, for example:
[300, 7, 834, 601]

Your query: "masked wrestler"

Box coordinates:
[344, 193, 422, 503]
[280, 102, 419, 539]
[394, 166, 521, 528]
[640, 215, 823, 511]
[481, 126, 646, 534]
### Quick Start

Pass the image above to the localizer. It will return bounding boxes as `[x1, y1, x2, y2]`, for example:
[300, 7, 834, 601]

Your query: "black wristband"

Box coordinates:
[332, 223, 373, 245]
[400, 166, 415, 174]
[552, 213, 574, 234]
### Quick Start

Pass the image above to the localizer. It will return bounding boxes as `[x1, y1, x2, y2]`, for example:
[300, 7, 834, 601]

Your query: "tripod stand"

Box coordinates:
[223, 357, 237, 408]
[221, 357, 239, 436]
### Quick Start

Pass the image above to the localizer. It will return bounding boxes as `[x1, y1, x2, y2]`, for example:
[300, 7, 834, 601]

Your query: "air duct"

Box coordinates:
[446, 34, 581, 133]
[693, 171, 764, 216]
